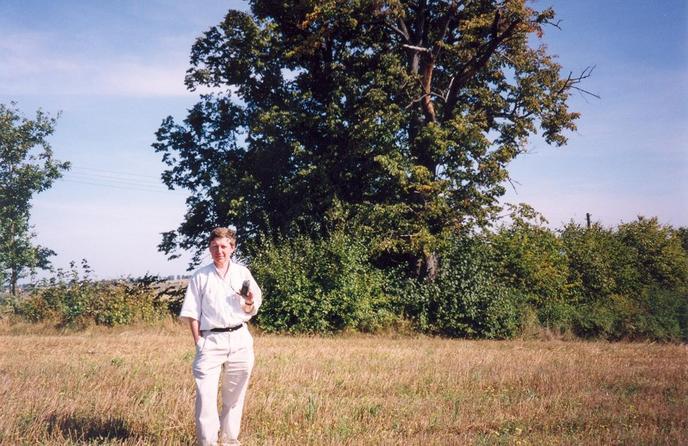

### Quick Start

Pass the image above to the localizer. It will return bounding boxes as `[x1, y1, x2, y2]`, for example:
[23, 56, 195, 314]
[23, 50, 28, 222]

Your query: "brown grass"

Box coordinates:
[0, 320, 686, 445]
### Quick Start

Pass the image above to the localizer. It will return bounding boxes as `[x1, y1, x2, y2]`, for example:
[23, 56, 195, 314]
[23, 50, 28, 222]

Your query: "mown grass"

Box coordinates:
[0, 320, 686, 445]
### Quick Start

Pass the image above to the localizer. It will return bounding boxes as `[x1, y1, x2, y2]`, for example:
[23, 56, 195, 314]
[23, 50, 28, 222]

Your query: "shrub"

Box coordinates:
[615, 217, 688, 290]
[250, 231, 397, 334]
[401, 235, 520, 339]
[12, 261, 169, 328]
[561, 222, 632, 303]
[563, 218, 688, 341]
[489, 204, 573, 329]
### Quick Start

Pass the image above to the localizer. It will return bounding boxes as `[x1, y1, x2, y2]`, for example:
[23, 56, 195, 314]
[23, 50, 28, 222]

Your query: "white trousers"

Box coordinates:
[193, 325, 255, 446]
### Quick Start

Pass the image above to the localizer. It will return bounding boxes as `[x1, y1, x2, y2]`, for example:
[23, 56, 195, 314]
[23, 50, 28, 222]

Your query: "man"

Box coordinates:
[180, 226, 262, 446]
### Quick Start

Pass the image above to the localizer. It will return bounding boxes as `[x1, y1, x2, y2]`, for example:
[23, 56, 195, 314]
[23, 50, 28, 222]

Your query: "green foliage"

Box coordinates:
[481, 212, 688, 341]
[572, 287, 686, 342]
[616, 217, 688, 290]
[677, 227, 688, 253]
[0, 102, 70, 294]
[560, 221, 635, 338]
[153, 1, 586, 274]
[489, 204, 573, 328]
[560, 217, 688, 341]
[561, 222, 632, 303]
[400, 234, 520, 339]
[614, 218, 688, 341]
[250, 230, 397, 334]
[12, 261, 170, 328]
[9, 214, 688, 342]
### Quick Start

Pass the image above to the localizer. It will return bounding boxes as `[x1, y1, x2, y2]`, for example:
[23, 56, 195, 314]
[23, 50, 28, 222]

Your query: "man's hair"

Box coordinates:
[208, 227, 237, 247]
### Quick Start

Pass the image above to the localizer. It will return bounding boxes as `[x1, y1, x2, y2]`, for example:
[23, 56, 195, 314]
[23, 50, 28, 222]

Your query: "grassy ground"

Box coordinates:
[0, 321, 686, 445]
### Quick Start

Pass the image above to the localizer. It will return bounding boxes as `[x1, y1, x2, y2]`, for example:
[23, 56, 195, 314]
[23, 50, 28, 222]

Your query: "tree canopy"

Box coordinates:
[154, 0, 590, 274]
[0, 103, 69, 294]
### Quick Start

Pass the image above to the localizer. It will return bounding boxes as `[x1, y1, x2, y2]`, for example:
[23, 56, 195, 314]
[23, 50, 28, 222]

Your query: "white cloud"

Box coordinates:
[0, 30, 198, 97]
[98, 60, 192, 96]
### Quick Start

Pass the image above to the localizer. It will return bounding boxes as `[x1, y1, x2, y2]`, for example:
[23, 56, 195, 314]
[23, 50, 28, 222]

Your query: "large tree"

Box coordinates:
[154, 0, 590, 276]
[0, 103, 69, 294]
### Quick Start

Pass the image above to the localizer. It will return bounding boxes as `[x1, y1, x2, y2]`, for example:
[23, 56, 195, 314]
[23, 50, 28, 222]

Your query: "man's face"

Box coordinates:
[209, 237, 235, 267]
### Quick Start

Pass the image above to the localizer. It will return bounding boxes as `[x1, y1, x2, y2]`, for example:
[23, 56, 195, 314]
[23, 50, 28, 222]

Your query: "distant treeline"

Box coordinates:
[4, 211, 687, 342]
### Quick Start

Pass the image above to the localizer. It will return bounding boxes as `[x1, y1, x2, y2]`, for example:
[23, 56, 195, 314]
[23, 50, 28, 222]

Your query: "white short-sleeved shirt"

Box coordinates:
[179, 261, 262, 330]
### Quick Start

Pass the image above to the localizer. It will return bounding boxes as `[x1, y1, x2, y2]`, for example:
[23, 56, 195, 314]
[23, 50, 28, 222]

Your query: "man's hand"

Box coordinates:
[243, 290, 255, 313]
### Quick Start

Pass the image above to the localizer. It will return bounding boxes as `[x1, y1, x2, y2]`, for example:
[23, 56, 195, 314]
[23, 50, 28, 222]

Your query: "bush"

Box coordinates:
[9, 215, 688, 342]
[401, 235, 520, 339]
[547, 287, 686, 342]
[616, 217, 688, 290]
[489, 204, 573, 329]
[250, 231, 397, 334]
[563, 218, 688, 341]
[12, 261, 170, 328]
[561, 222, 632, 303]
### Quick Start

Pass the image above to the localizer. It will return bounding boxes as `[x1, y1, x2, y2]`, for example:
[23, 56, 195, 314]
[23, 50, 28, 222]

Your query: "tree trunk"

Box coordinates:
[10, 269, 18, 296]
[417, 250, 438, 282]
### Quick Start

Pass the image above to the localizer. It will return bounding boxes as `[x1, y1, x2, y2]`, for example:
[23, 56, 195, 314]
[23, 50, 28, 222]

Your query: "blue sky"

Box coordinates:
[503, 0, 688, 230]
[1, 0, 686, 280]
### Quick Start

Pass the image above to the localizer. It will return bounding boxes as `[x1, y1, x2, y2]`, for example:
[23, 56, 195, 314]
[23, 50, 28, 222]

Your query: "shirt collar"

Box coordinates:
[213, 259, 232, 279]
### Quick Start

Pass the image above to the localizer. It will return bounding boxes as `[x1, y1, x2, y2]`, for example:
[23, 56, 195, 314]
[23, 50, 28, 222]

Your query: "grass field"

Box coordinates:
[0, 321, 686, 445]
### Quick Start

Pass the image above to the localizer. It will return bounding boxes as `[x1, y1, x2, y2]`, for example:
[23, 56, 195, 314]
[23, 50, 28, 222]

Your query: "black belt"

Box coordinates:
[208, 324, 243, 333]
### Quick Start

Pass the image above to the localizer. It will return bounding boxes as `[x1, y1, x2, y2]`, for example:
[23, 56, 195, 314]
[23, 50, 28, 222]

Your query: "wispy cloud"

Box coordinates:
[0, 30, 196, 97]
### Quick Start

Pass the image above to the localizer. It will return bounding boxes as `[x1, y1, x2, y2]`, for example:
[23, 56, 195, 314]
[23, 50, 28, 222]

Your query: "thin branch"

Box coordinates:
[398, 17, 411, 41]
[385, 19, 410, 41]
[560, 65, 599, 99]
[405, 93, 429, 109]
[430, 90, 447, 101]
[405, 91, 447, 109]
[432, 0, 462, 60]
[406, 97, 424, 109]
[507, 176, 520, 194]
[403, 44, 431, 53]
[543, 19, 562, 30]
[443, 15, 522, 121]
[444, 76, 455, 101]
[571, 86, 600, 99]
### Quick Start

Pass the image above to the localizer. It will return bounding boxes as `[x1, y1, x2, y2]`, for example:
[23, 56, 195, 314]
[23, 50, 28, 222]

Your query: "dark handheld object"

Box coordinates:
[240, 280, 250, 297]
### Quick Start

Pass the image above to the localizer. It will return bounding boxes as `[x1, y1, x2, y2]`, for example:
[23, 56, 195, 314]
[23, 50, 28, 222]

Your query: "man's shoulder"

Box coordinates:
[191, 263, 215, 279]
[230, 260, 252, 275]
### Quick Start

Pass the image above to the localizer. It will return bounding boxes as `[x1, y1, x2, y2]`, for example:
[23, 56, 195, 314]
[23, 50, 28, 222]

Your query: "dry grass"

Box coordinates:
[0, 320, 686, 445]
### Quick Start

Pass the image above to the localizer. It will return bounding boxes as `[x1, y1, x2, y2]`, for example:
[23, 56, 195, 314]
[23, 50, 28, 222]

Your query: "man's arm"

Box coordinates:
[242, 272, 262, 316]
[188, 318, 201, 345]
[180, 273, 202, 343]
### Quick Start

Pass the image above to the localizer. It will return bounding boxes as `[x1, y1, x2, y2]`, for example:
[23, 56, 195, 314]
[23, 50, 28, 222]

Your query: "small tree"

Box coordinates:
[490, 203, 572, 327]
[615, 217, 688, 290]
[0, 102, 69, 294]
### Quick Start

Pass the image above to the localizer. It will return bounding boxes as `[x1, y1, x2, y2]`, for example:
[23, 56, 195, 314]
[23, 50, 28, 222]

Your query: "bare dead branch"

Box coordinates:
[405, 94, 428, 109]
[430, 91, 447, 101]
[398, 18, 411, 41]
[403, 44, 432, 53]
[559, 65, 599, 99]
[444, 76, 455, 101]
[507, 175, 521, 194]
[571, 86, 600, 99]
[543, 18, 562, 30]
